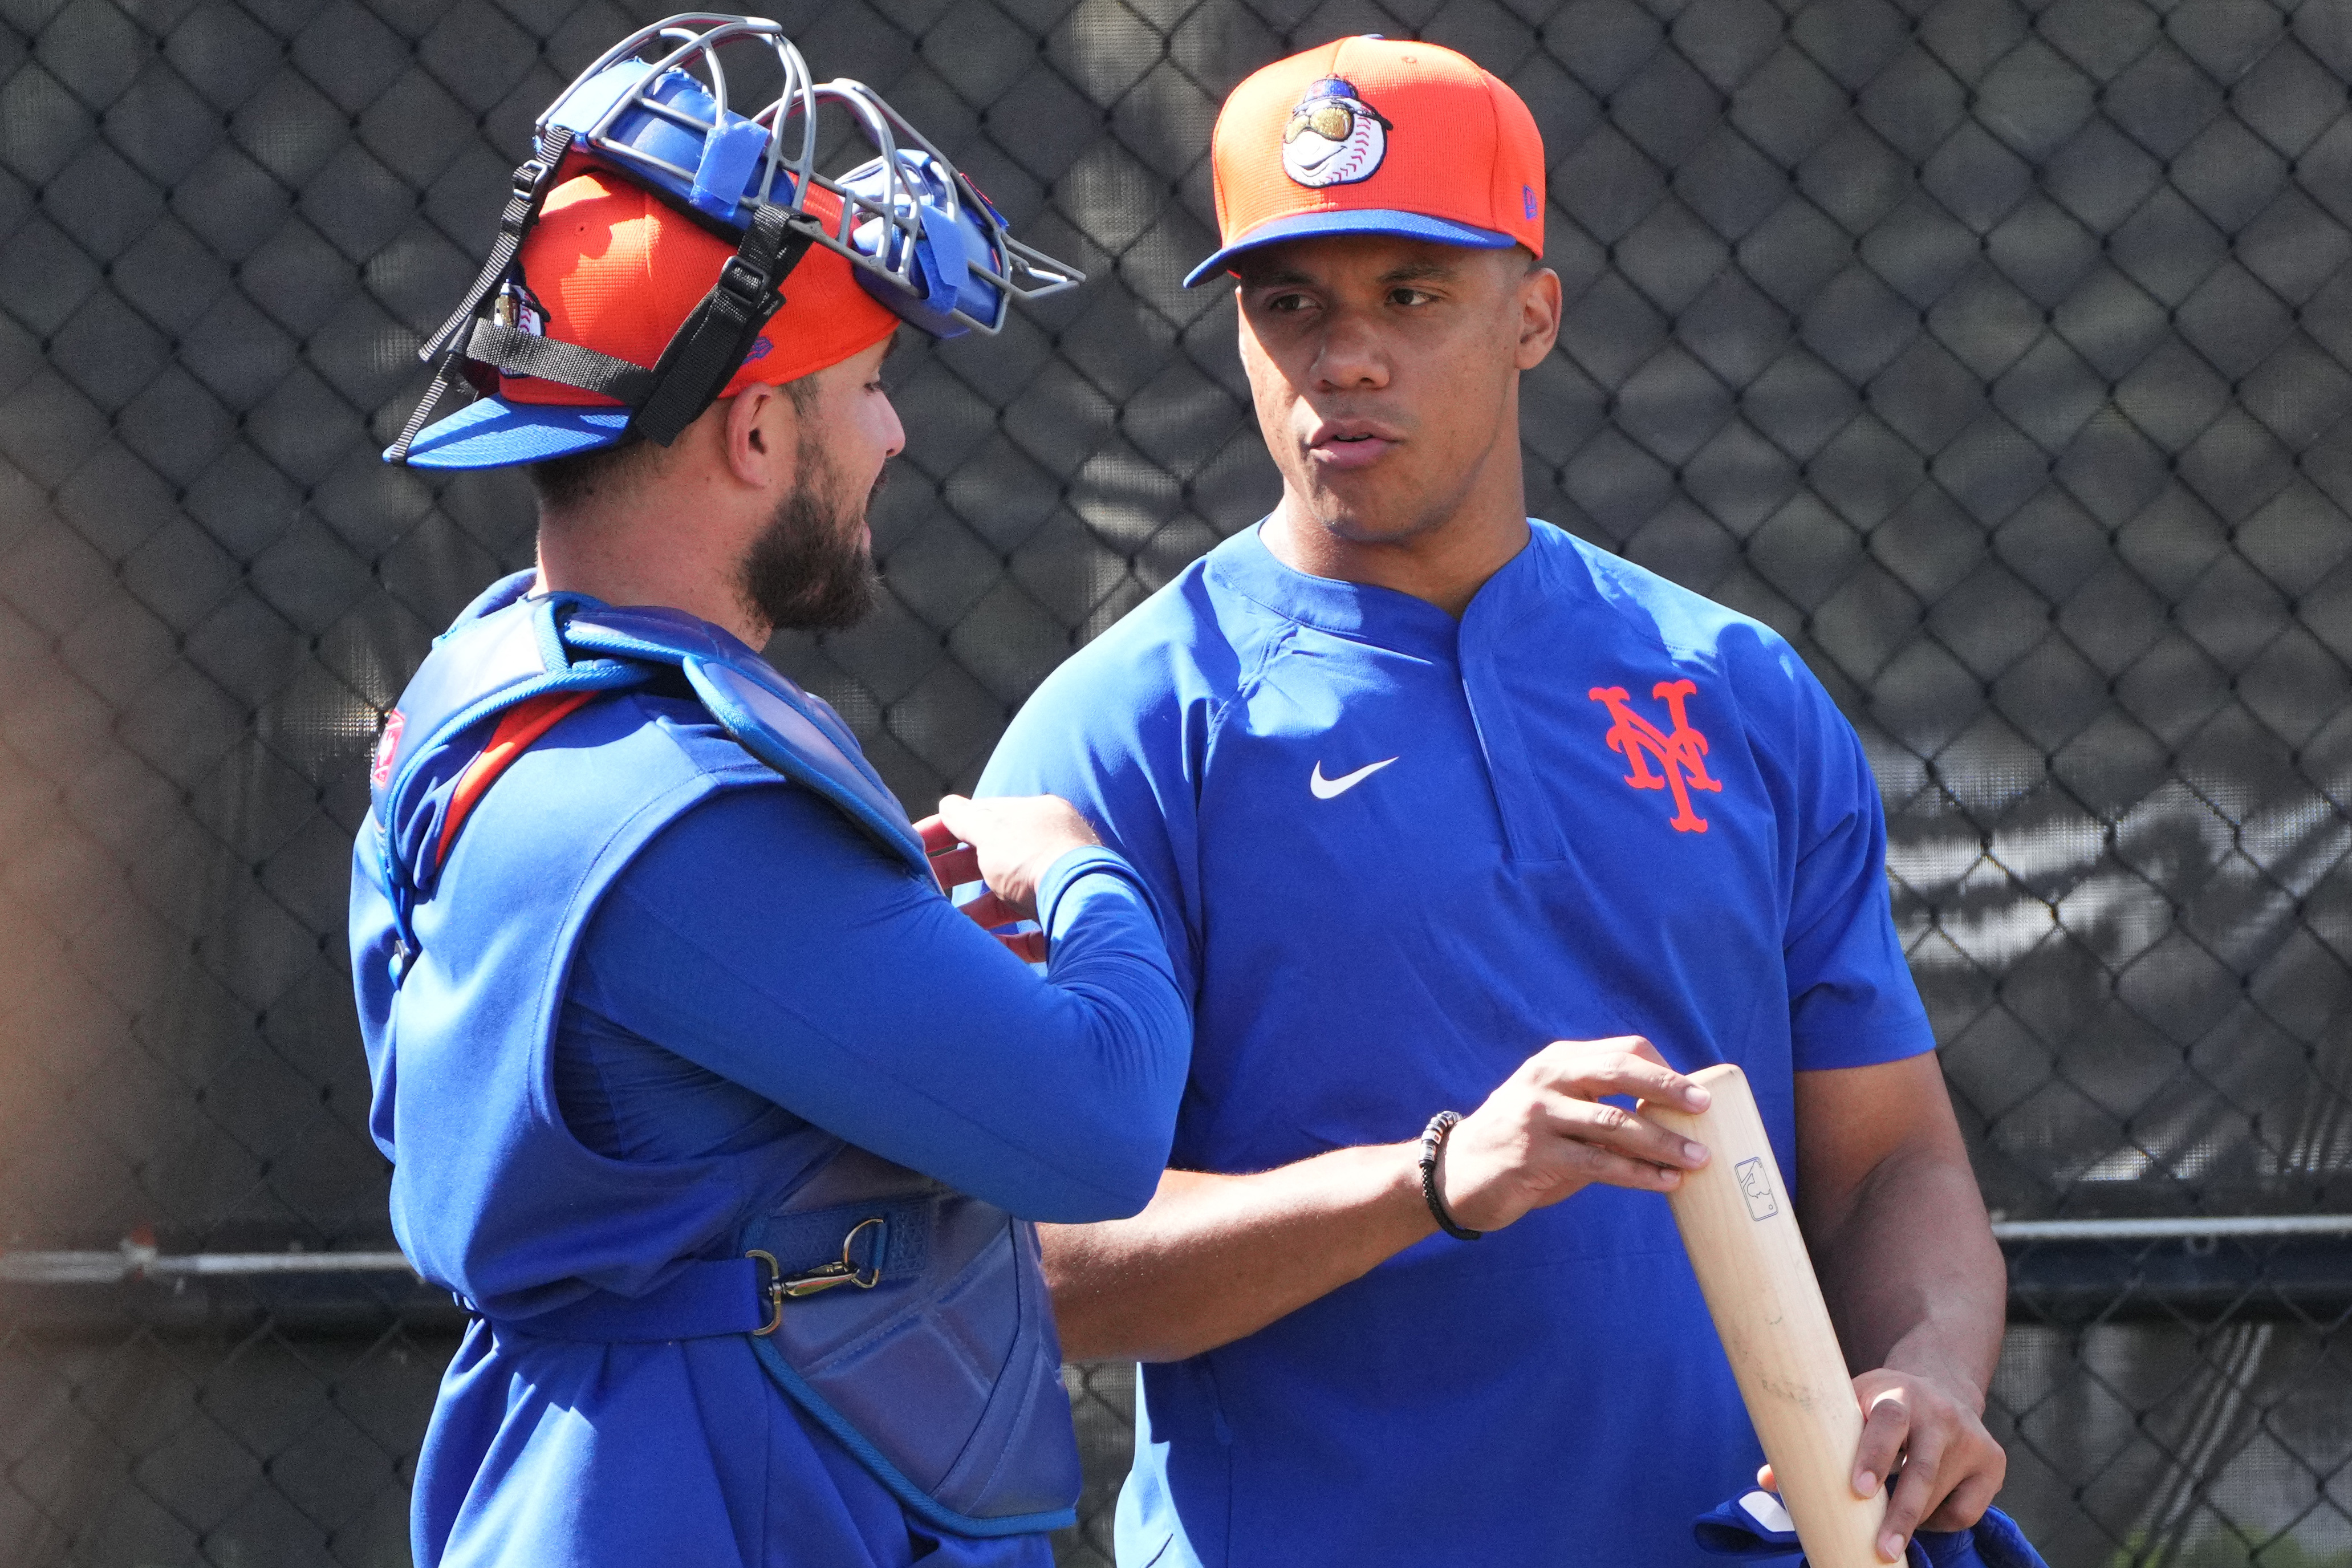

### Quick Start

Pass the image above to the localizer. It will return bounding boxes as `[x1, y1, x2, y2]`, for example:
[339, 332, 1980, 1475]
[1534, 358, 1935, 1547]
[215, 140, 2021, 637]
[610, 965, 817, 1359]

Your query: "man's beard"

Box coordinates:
[737, 433, 884, 634]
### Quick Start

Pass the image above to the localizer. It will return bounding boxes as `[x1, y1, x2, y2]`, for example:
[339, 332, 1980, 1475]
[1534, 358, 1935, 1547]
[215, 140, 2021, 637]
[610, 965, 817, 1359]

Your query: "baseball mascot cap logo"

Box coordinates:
[1185, 36, 1545, 287]
[1282, 78, 1391, 188]
[385, 14, 1085, 471]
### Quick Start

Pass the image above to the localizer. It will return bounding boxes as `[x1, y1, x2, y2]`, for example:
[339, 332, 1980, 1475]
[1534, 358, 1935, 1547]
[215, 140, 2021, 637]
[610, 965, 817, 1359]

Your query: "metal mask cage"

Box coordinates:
[540, 14, 1083, 336]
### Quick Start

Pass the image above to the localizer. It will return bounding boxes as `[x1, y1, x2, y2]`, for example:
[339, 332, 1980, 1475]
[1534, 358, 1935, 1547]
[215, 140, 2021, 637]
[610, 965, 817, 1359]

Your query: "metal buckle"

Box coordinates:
[746, 1249, 786, 1335]
[745, 1217, 885, 1334]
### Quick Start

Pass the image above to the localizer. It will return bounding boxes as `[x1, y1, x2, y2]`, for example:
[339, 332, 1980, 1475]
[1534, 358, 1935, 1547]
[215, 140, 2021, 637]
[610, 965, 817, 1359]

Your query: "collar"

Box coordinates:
[1204, 517, 1577, 662]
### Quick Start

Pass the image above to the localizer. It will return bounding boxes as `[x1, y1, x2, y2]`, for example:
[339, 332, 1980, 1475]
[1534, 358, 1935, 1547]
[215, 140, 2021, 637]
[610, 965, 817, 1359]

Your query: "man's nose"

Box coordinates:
[1312, 309, 1391, 390]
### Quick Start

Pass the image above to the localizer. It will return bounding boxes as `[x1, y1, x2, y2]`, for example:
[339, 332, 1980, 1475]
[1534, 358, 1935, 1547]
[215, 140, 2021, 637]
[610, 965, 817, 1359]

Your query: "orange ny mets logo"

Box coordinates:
[1587, 680, 1724, 834]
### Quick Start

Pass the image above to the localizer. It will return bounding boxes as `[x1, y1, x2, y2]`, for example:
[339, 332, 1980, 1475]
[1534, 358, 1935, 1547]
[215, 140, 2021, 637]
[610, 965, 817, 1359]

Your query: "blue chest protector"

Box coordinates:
[350, 573, 1080, 1535]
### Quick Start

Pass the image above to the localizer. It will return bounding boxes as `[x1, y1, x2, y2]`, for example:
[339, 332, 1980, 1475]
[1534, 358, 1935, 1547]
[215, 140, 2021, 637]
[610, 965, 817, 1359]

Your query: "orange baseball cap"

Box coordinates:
[401, 166, 900, 469]
[1184, 36, 1545, 287]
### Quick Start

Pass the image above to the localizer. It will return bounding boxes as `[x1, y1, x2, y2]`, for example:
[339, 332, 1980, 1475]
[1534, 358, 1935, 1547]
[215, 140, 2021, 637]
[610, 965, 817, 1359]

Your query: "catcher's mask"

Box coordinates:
[386, 14, 1083, 469]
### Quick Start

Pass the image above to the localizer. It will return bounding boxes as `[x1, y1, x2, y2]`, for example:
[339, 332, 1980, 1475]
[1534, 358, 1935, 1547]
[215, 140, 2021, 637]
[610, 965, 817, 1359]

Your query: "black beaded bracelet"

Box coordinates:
[1417, 1111, 1483, 1241]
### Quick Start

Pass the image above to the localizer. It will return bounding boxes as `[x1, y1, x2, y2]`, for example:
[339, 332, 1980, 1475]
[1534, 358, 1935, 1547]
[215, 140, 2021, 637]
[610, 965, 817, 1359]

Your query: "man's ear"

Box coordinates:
[1516, 265, 1562, 370]
[722, 383, 794, 489]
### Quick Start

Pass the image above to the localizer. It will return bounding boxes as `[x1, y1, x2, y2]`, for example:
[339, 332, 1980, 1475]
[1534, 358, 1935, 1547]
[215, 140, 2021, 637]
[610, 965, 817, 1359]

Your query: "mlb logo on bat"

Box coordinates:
[1736, 1157, 1778, 1222]
[1587, 679, 1724, 832]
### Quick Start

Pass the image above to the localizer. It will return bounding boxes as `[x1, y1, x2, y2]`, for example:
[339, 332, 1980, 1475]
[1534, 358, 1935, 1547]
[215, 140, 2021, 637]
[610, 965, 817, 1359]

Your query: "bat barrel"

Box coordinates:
[1652, 1063, 1887, 1568]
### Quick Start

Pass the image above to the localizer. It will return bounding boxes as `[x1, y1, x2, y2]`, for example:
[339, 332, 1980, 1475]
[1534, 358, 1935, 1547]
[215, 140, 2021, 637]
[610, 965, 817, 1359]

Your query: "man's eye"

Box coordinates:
[1267, 294, 1311, 313]
[1390, 287, 1431, 307]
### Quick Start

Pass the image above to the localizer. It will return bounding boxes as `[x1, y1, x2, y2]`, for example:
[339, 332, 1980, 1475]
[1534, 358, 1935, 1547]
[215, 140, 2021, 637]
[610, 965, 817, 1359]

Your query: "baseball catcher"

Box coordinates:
[349, 18, 1189, 1566]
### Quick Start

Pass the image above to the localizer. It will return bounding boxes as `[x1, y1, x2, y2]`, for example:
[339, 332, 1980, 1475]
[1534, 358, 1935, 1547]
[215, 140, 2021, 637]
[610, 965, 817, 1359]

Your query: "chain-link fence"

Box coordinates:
[2, 0, 2348, 1562]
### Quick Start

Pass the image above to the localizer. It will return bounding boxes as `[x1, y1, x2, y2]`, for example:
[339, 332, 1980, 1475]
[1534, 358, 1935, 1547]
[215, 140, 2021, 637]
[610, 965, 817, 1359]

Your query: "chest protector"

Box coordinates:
[353, 573, 1079, 1535]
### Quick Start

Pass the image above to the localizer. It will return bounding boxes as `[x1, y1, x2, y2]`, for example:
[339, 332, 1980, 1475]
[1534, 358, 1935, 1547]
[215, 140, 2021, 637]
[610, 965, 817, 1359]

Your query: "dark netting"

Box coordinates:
[1, 0, 2347, 1562]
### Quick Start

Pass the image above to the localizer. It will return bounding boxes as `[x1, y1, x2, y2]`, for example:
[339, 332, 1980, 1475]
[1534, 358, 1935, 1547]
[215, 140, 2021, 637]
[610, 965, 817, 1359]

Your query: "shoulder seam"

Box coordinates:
[1204, 616, 1299, 754]
[1554, 529, 1790, 665]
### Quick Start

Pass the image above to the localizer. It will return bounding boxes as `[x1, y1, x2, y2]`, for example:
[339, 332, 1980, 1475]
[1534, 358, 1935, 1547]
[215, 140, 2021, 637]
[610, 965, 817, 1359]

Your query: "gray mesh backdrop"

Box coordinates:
[1, 0, 2349, 1563]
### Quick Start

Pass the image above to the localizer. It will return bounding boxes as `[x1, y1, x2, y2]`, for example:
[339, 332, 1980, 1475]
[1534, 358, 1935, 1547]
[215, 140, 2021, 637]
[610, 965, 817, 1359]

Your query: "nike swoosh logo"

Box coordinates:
[1310, 757, 1398, 799]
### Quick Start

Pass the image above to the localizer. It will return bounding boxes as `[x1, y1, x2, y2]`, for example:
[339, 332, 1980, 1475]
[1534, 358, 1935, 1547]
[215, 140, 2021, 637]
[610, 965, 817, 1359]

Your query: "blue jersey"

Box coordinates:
[978, 519, 1933, 1568]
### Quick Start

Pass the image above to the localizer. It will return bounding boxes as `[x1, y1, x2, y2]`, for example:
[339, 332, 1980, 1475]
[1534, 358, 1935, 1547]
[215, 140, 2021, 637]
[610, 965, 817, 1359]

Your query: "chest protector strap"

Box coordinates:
[370, 583, 1078, 1537]
[371, 586, 928, 965]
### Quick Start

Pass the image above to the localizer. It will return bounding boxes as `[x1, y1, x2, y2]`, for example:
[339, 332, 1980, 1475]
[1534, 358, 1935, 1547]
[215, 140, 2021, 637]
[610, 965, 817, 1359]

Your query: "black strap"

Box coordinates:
[419, 125, 574, 367]
[462, 319, 657, 406]
[630, 202, 819, 445]
[386, 127, 573, 464]
[385, 354, 468, 466]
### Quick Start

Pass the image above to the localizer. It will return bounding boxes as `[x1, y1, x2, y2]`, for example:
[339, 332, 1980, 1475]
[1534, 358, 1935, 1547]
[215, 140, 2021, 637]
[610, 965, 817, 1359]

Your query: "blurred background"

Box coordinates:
[1, 0, 2347, 1562]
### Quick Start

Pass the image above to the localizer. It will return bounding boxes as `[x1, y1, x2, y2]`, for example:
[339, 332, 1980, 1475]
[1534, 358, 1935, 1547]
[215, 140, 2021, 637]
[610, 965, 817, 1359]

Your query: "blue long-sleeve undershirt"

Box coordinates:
[553, 779, 1190, 1222]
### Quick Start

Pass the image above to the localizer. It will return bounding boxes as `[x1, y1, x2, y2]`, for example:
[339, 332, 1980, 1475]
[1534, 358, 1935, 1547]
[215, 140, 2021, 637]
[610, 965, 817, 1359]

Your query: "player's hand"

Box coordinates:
[916, 794, 1100, 956]
[1851, 1364, 2005, 1560]
[1757, 1364, 2006, 1562]
[1436, 1035, 1712, 1233]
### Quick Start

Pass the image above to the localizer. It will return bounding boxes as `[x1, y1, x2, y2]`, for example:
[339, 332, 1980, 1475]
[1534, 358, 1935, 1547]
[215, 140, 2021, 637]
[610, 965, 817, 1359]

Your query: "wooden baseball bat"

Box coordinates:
[1649, 1062, 1887, 1568]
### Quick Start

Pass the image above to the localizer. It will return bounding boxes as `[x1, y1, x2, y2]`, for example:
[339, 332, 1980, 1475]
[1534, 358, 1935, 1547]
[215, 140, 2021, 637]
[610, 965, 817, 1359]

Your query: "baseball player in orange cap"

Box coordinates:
[980, 35, 2016, 1566]
[352, 19, 1190, 1567]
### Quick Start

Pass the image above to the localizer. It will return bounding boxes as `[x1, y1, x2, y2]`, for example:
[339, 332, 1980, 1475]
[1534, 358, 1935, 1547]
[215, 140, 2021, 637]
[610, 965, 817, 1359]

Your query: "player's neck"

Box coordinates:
[1264, 448, 1531, 620]
[535, 489, 769, 652]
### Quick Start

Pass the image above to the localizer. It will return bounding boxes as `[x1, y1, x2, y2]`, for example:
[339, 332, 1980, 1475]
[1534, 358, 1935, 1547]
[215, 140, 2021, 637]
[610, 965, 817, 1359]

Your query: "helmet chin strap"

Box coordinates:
[387, 124, 574, 465]
[628, 204, 817, 446]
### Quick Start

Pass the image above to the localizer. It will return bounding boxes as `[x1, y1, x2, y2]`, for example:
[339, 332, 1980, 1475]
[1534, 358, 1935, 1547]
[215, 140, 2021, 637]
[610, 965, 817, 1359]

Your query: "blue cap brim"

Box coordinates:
[386, 397, 634, 470]
[1181, 209, 1518, 288]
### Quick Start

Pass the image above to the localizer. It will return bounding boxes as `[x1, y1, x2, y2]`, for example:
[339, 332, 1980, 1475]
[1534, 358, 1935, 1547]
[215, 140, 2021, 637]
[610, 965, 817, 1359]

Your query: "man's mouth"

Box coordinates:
[1307, 421, 1400, 472]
